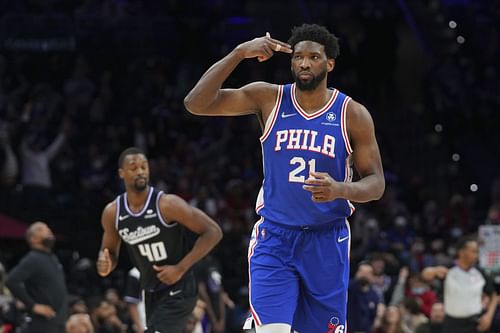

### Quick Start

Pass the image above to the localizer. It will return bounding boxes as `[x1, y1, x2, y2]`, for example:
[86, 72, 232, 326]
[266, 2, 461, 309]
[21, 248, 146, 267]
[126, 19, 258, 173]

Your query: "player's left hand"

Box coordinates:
[153, 264, 185, 285]
[302, 171, 344, 202]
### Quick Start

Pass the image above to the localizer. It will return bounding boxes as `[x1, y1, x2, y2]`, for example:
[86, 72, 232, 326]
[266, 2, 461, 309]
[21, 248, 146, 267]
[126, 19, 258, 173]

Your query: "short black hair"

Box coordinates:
[357, 260, 373, 268]
[288, 23, 340, 59]
[456, 236, 477, 252]
[403, 297, 421, 315]
[118, 147, 146, 168]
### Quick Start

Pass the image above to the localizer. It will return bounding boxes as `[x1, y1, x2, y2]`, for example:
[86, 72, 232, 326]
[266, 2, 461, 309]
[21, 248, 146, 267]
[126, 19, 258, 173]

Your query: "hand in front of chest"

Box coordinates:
[32, 304, 56, 318]
[153, 264, 185, 285]
[302, 171, 345, 203]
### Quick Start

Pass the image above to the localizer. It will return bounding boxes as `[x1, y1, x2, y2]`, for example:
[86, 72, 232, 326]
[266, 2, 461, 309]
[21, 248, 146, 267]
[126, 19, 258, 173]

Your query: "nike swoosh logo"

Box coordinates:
[338, 235, 349, 243]
[169, 289, 182, 296]
[119, 215, 129, 221]
[281, 112, 297, 118]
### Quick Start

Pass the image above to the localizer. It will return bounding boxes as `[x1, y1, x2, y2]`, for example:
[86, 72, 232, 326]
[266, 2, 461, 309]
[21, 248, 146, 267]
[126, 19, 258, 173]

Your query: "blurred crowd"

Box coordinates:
[0, 0, 499, 332]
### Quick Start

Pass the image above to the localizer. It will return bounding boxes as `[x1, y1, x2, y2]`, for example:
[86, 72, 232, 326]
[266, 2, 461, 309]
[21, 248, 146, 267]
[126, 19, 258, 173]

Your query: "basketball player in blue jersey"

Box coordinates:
[185, 24, 385, 332]
[97, 147, 222, 332]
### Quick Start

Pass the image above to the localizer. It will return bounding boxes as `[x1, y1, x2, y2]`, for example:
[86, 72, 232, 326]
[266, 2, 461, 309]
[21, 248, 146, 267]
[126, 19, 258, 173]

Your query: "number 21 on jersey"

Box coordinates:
[138, 241, 167, 262]
[289, 157, 316, 183]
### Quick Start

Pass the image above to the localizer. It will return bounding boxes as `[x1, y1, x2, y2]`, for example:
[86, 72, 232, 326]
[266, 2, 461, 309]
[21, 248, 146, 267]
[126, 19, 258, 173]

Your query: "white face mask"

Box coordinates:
[412, 286, 426, 295]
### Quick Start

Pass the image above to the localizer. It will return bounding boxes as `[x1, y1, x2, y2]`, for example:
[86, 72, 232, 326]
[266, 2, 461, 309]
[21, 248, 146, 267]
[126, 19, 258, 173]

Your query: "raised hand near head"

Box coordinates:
[235, 32, 293, 63]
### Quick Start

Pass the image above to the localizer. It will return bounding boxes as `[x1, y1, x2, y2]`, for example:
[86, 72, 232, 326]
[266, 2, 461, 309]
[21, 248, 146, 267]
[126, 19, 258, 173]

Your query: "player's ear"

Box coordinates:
[327, 58, 335, 72]
[118, 168, 124, 179]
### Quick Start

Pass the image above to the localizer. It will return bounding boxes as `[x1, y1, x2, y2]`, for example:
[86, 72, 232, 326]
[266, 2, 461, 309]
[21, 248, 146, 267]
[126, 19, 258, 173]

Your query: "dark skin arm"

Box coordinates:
[96, 201, 121, 277]
[152, 194, 222, 285]
[302, 100, 385, 202]
[184, 33, 292, 123]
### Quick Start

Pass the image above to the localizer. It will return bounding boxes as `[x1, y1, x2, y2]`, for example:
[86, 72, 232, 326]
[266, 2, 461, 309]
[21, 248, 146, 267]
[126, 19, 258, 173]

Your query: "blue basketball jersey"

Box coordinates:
[256, 83, 354, 227]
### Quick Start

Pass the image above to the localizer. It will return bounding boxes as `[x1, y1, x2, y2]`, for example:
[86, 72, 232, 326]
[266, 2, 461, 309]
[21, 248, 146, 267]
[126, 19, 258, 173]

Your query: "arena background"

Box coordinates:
[0, 0, 499, 332]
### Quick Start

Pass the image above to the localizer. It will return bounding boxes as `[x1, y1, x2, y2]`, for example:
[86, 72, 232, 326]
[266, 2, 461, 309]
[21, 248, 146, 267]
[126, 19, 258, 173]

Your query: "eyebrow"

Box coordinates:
[293, 51, 322, 55]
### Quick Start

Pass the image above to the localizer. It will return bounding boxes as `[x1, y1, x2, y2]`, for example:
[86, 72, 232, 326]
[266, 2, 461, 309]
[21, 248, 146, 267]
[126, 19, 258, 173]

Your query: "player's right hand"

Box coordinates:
[97, 248, 112, 277]
[153, 264, 185, 285]
[32, 304, 56, 318]
[235, 32, 292, 62]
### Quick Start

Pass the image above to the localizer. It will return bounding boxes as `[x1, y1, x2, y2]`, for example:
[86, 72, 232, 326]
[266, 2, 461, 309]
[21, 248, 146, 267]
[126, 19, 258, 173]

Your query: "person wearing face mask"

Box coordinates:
[415, 301, 446, 333]
[6, 221, 68, 333]
[348, 262, 383, 333]
[405, 274, 436, 317]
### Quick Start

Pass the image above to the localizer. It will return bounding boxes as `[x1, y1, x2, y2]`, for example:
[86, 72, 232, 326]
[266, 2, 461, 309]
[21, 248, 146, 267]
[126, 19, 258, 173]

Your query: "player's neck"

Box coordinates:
[126, 186, 150, 212]
[294, 86, 332, 114]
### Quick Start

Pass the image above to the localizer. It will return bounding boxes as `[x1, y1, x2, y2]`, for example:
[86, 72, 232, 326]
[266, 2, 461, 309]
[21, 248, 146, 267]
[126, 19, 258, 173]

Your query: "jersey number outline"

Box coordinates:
[138, 242, 167, 262]
[289, 157, 316, 183]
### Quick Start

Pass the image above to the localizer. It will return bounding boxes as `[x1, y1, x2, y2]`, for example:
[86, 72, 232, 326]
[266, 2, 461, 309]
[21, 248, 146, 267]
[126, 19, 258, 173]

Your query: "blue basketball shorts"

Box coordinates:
[247, 217, 350, 333]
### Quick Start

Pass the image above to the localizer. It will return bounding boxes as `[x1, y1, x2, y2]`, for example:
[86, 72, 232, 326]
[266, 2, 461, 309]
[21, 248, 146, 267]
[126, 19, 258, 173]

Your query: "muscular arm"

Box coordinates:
[303, 100, 384, 203]
[344, 100, 385, 202]
[97, 201, 121, 276]
[159, 194, 222, 274]
[184, 34, 291, 119]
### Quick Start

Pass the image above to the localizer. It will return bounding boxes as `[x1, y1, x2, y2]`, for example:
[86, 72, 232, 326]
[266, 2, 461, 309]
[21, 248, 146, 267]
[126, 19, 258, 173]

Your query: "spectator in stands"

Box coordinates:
[69, 297, 88, 315]
[415, 301, 445, 333]
[184, 299, 206, 333]
[0, 262, 15, 333]
[20, 119, 69, 220]
[371, 254, 393, 304]
[348, 261, 382, 333]
[103, 288, 128, 325]
[0, 125, 18, 187]
[194, 255, 226, 333]
[88, 298, 126, 333]
[66, 313, 94, 333]
[400, 297, 428, 332]
[373, 305, 410, 333]
[405, 274, 436, 317]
